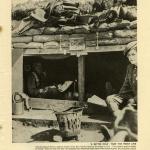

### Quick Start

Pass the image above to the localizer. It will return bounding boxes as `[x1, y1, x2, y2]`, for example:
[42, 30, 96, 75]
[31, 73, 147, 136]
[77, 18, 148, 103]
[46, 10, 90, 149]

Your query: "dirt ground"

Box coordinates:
[12, 120, 105, 143]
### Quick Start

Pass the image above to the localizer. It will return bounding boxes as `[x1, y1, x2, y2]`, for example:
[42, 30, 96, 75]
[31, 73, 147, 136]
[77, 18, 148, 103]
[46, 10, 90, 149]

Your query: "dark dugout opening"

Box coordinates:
[23, 55, 78, 99]
[23, 52, 129, 100]
[85, 52, 129, 99]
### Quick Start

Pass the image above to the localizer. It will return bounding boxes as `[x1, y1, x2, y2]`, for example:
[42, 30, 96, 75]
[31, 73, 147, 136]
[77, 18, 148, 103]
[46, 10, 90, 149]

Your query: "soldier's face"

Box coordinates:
[127, 48, 137, 66]
[34, 63, 42, 74]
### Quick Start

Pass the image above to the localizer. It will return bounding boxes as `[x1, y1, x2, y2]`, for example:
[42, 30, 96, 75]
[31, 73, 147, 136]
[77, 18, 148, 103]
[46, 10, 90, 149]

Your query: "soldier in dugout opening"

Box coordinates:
[27, 61, 62, 98]
[27, 61, 75, 99]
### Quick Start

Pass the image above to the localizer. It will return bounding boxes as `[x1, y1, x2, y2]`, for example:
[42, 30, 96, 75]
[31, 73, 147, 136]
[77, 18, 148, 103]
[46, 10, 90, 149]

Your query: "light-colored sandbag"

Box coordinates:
[60, 26, 74, 34]
[26, 42, 43, 49]
[108, 20, 130, 29]
[12, 36, 32, 43]
[13, 43, 27, 48]
[33, 35, 56, 42]
[43, 27, 58, 34]
[114, 30, 137, 38]
[70, 32, 113, 41]
[21, 28, 44, 36]
[130, 20, 137, 29]
[74, 26, 89, 34]
[97, 23, 109, 31]
[33, 35, 69, 42]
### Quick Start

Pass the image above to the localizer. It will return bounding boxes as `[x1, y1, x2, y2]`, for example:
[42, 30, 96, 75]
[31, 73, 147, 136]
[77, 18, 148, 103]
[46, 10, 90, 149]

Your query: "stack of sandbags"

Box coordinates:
[12, 28, 136, 50]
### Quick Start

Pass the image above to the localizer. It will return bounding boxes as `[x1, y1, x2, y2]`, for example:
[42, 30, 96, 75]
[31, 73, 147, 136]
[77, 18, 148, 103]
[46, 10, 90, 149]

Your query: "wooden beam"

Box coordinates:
[29, 98, 80, 111]
[12, 49, 23, 93]
[78, 56, 85, 102]
[85, 45, 126, 53]
[18, 45, 126, 56]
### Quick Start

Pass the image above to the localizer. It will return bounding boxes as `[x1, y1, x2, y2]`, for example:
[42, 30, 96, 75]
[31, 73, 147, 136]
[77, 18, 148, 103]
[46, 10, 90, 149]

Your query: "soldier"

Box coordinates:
[106, 41, 137, 117]
[27, 61, 74, 99]
[101, 41, 137, 142]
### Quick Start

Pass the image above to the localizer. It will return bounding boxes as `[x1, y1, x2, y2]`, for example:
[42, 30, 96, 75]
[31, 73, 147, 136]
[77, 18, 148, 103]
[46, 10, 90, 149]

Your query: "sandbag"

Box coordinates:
[59, 26, 74, 34]
[26, 42, 43, 49]
[13, 43, 27, 49]
[33, 35, 56, 42]
[43, 27, 58, 34]
[73, 25, 90, 34]
[130, 20, 137, 29]
[12, 36, 32, 43]
[85, 32, 113, 41]
[114, 30, 137, 38]
[33, 35, 69, 42]
[21, 28, 44, 36]
[97, 23, 109, 31]
[108, 20, 130, 29]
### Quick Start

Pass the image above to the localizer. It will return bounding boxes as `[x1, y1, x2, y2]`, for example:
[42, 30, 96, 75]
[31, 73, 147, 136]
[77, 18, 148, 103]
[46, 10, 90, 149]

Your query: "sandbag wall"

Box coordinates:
[12, 20, 137, 54]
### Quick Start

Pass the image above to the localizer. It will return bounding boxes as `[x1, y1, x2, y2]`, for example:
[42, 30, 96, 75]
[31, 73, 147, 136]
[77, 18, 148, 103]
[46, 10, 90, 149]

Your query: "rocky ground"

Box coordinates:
[12, 120, 105, 143]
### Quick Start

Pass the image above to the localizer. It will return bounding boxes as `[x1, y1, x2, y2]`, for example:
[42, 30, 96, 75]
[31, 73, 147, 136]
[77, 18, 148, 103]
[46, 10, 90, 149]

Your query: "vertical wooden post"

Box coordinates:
[78, 55, 85, 102]
[12, 49, 23, 93]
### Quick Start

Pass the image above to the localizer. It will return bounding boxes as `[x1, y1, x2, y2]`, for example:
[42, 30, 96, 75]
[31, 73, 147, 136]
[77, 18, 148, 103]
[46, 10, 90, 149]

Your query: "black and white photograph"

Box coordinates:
[11, 0, 137, 143]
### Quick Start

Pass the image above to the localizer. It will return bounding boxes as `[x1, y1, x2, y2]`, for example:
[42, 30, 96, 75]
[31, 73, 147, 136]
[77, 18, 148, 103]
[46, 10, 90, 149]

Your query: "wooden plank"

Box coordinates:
[12, 49, 23, 93]
[78, 56, 85, 102]
[29, 98, 80, 111]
